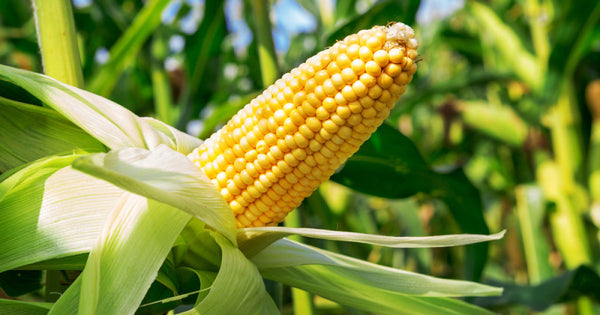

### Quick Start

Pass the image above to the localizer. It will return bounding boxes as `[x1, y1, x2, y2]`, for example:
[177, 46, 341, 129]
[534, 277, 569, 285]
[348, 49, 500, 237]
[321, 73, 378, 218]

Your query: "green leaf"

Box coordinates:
[87, 0, 173, 96]
[0, 96, 104, 172]
[179, 219, 223, 271]
[0, 65, 198, 152]
[181, 232, 278, 315]
[183, 0, 229, 125]
[466, 2, 542, 90]
[72, 145, 237, 243]
[331, 123, 490, 280]
[544, 1, 600, 102]
[332, 123, 429, 198]
[473, 265, 600, 311]
[0, 155, 124, 273]
[254, 239, 500, 315]
[49, 195, 191, 315]
[141, 117, 202, 155]
[238, 226, 505, 259]
[0, 299, 52, 315]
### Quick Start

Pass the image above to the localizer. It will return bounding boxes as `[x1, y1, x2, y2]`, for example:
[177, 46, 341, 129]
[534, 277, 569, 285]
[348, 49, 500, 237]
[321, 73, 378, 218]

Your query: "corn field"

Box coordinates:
[0, 0, 599, 314]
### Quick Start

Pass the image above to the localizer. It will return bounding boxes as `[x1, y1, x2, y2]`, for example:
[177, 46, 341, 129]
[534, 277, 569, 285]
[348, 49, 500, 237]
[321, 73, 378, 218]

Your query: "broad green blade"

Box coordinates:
[178, 219, 223, 271]
[0, 97, 104, 171]
[264, 264, 495, 315]
[0, 65, 176, 151]
[0, 299, 52, 315]
[254, 239, 500, 314]
[238, 227, 505, 258]
[545, 1, 600, 102]
[254, 239, 501, 297]
[181, 232, 277, 315]
[49, 195, 190, 315]
[72, 145, 237, 243]
[0, 155, 124, 273]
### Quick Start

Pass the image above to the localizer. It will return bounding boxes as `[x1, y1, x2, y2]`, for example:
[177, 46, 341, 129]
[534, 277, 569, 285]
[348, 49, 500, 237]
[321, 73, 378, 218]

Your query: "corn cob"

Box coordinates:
[189, 22, 418, 228]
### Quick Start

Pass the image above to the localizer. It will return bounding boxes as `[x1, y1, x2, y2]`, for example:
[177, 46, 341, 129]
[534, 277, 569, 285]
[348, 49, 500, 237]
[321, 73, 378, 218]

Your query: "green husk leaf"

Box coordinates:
[238, 227, 505, 258]
[0, 155, 124, 273]
[181, 232, 278, 315]
[0, 96, 104, 172]
[0, 299, 52, 315]
[71, 145, 237, 243]
[254, 239, 500, 314]
[0, 65, 188, 151]
[254, 238, 501, 297]
[49, 195, 190, 315]
[141, 117, 202, 155]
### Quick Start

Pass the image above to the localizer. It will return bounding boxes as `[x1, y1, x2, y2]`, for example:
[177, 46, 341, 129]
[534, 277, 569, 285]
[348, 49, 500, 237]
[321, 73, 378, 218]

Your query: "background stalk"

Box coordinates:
[285, 210, 315, 315]
[250, 0, 280, 87]
[32, 0, 83, 87]
[544, 83, 593, 315]
[515, 185, 553, 284]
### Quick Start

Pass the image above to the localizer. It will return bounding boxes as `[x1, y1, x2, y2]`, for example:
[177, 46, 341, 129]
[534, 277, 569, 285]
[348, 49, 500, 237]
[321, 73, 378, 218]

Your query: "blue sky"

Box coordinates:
[226, 0, 464, 53]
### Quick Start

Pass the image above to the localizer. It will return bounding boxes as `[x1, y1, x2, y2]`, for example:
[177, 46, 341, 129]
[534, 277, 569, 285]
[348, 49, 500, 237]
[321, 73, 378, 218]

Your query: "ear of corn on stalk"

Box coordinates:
[188, 22, 419, 228]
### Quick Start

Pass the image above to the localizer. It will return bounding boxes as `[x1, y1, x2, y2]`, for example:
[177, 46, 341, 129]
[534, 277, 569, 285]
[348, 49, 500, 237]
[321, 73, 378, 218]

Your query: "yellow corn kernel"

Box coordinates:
[188, 22, 419, 228]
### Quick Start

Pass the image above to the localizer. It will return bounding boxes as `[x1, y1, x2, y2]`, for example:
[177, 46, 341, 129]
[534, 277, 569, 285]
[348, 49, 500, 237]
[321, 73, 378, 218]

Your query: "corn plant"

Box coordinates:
[0, 0, 505, 314]
[2, 0, 599, 314]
